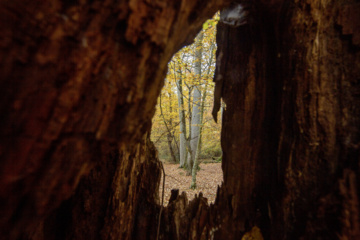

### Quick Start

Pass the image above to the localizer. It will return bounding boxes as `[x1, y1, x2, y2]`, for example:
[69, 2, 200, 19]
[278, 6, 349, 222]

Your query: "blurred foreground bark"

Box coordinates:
[0, 0, 226, 239]
[0, 0, 359, 239]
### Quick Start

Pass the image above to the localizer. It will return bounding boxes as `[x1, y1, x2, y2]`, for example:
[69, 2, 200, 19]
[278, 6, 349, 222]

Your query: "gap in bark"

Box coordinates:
[151, 15, 224, 206]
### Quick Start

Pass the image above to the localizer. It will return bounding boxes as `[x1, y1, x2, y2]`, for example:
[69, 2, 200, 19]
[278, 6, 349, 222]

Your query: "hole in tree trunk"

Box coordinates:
[151, 15, 223, 205]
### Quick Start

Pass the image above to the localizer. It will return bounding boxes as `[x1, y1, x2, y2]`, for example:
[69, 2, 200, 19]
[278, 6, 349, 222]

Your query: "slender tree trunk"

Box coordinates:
[166, 134, 177, 163]
[168, 93, 178, 162]
[175, 67, 187, 168]
[190, 81, 208, 189]
[187, 31, 204, 175]
[185, 84, 193, 173]
[159, 94, 177, 163]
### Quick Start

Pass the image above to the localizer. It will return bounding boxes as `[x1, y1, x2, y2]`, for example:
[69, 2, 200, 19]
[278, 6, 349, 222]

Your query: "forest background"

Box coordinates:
[150, 16, 222, 176]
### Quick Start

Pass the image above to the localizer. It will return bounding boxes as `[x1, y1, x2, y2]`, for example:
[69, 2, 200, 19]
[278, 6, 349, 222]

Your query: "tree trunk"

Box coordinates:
[0, 0, 226, 239]
[159, 94, 177, 163]
[211, 0, 360, 239]
[186, 84, 193, 173]
[167, 133, 177, 163]
[190, 80, 207, 189]
[168, 92, 179, 162]
[1, 0, 359, 240]
[176, 68, 188, 168]
[187, 31, 204, 174]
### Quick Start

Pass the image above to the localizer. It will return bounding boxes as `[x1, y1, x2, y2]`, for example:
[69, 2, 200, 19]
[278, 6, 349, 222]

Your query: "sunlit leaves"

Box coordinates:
[151, 14, 221, 161]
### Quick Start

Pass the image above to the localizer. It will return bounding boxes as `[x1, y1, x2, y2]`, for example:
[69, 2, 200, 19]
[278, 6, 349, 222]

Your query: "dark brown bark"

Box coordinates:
[0, 0, 227, 239]
[0, 0, 359, 240]
[273, 1, 360, 238]
[212, 0, 360, 239]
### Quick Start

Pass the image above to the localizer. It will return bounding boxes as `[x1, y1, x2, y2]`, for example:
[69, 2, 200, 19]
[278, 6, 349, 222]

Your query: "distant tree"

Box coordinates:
[151, 16, 220, 172]
[159, 93, 178, 163]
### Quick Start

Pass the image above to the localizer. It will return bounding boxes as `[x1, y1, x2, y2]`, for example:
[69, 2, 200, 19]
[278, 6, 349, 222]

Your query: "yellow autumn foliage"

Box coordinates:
[151, 14, 221, 162]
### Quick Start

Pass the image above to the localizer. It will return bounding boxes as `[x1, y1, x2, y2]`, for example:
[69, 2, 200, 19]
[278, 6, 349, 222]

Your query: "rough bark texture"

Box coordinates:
[0, 0, 359, 239]
[0, 0, 227, 239]
[212, 2, 276, 237]
[212, 0, 360, 239]
[274, 1, 360, 238]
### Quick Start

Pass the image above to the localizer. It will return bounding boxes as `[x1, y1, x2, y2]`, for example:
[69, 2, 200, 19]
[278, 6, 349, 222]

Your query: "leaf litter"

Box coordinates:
[159, 162, 223, 206]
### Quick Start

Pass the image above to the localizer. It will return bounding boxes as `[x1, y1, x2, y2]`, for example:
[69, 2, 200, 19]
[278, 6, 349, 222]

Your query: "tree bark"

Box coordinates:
[176, 66, 188, 168]
[191, 80, 207, 189]
[159, 94, 177, 163]
[1, 0, 359, 239]
[0, 0, 227, 239]
[187, 31, 204, 175]
[212, 0, 360, 239]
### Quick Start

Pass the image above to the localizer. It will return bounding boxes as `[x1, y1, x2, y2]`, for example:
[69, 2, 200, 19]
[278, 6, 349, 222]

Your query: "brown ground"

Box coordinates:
[159, 162, 223, 206]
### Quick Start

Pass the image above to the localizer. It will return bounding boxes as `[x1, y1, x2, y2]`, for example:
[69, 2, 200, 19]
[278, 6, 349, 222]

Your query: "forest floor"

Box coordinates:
[159, 161, 223, 206]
